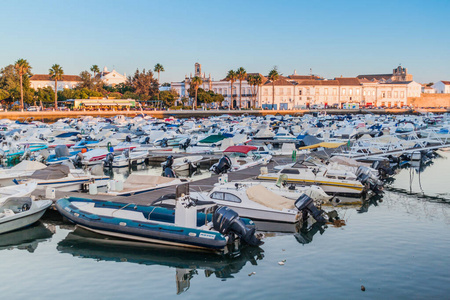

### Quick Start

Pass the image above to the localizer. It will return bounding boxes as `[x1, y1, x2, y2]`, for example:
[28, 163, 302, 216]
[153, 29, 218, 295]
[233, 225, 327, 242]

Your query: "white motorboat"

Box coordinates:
[0, 160, 47, 187]
[0, 182, 38, 204]
[0, 197, 52, 234]
[71, 148, 109, 167]
[107, 174, 189, 196]
[103, 149, 148, 168]
[18, 165, 109, 192]
[258, 161, 365, 197]
[191, 184, 301, 224]
[210, 146, 271, 174]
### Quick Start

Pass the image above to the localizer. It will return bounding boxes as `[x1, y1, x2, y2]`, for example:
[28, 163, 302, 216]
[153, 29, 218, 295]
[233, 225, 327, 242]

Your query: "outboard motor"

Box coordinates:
[179, 138, 191, 150]
[210, 155, 232, 175]
[142, 136, 150, 144]
[105, 152, 114, 167]
[213, 206, 263, 246]
[73, 152, 83, 168]
[162, 155, 176, 178]
[160, 138, 168, 148]
[356, 166, 384, 193]
[294, 194, 326, 223]
[123, 148, 130, 158]
[125, 135, 132, 143]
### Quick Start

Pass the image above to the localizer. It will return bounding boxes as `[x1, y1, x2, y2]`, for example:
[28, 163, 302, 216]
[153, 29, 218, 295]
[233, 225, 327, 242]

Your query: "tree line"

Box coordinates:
[0, 59, 281, 110]
[0, 59, 179, 110]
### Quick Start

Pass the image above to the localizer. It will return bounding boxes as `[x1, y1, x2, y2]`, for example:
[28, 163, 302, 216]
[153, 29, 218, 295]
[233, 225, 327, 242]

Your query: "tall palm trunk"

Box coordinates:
[19, 74, 24, 110]
[272, 83, 275, 110]
[239, 80, 242, 109]
[194, 88, 198, 110]
[54, 79, 58, 109]
[230, 81, 234, 109]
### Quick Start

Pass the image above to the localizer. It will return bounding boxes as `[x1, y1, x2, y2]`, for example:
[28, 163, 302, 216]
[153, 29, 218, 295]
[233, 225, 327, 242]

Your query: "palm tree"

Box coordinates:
[268, 67, 279, 110]
[236, 67, 247, 109]
[90, 65, 100, 78]
[190, 76, 203, 110]
[49, 64, 64, 109]
[154, 63, 165, 84]
[225, 70, 237, 109]
[247, 74, 263, 108]
[14, 59, 31, 110]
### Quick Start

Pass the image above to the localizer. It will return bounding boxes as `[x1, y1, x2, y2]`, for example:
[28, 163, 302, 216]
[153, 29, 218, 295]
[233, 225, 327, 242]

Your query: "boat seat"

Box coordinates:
[0, 208, 15, 218]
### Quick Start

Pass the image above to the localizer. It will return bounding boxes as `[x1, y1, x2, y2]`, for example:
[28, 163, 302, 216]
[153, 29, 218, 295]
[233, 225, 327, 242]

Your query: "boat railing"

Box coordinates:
[111, 203, 136, 217]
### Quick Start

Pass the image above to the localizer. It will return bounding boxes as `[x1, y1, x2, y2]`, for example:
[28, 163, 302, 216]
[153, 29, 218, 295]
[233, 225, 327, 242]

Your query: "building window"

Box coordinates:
[280, 88, 284, 95]
[382, 92, 386, 98]
[356, 89, 360, 95]
[315, 89, 319, 95]
[342, 88, 346, 95]
[349, 89, 353, 95]
[394, 91, 398, 98]
[333, 88, 337, 95]
[299, 89, 302, 95]
[306, 88, 310, 95]
[372, 91, 375, 96]
[400, 91, 404, 97]
[387, 91, 391, 98]
[363, 90, 366, 96]
[325, 88, 328, 95]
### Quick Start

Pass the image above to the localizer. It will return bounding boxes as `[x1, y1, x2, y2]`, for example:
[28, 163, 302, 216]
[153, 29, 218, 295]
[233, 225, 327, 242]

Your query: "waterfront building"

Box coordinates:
[30, 74, 82, 91]
[172, 64, 421, 109]
[432, 81, 450, 94]
[171, 63, 264, 108]
[357, 65, 413, 82]
[97, 67, 127, 86]
[422, 85, 436, 94]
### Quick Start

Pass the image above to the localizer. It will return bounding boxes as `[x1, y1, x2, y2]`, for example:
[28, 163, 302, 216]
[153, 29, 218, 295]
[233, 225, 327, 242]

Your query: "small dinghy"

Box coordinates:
[0, 197, 52, 234]
[56, 184, 263, 251]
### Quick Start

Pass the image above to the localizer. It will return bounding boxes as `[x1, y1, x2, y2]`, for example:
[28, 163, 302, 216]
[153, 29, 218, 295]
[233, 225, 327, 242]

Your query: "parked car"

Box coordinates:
[27, 106, 41, 111]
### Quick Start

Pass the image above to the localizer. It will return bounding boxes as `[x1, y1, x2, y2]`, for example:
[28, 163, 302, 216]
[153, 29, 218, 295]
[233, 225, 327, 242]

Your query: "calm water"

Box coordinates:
[1, 153, 449, 299]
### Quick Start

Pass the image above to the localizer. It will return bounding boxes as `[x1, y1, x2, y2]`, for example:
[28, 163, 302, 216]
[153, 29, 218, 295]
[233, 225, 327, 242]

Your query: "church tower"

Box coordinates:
[194, 63, 202, 77]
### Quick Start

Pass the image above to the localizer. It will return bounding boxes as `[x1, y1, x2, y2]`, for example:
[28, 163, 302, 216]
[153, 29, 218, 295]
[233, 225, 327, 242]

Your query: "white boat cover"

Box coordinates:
[10, 160, 47, 172]
[246, 185, 295, 211]
[122, 174, 177, 191]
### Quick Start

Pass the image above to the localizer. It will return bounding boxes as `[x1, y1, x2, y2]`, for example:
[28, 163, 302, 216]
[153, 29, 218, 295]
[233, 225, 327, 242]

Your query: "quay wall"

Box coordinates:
[408, 94, 450, 108]
[0, 108, 448, 121]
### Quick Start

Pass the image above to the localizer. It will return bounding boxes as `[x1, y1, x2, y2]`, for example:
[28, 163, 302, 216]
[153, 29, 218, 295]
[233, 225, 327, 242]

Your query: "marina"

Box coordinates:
[0, 112, 448, 298]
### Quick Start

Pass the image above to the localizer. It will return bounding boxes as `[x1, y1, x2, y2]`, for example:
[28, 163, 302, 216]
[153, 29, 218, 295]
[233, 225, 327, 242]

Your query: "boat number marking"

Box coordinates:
[199, 232, 216, 239]
[119, 222, 127, 226]
[188, 232, 197, 237]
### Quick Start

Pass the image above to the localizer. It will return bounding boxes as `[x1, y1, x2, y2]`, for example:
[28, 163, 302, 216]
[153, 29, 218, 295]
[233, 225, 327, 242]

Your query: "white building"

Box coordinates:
[29, 74, 82, 91]
[432, 81, 450, 94]
[97, 67, 127, 86]
[171, 63, 264, 108]
[422, 85, 436, 94]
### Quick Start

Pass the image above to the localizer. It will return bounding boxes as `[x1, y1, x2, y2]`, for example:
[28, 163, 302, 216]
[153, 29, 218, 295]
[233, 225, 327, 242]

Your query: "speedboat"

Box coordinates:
[103, 149, 148, 168]
[107, 174, 188, 196]
[18, 165, 109, 191]
[55, 190, 263, 251]
[0, 197, 52, 234]
[258, 161, 366, 197]
[0, 160, 47, 187]
[0, 182, 38, 204]
[161, 155, 203, 176]
[191, 184, 301, 224]
[210, 146, 271, 174]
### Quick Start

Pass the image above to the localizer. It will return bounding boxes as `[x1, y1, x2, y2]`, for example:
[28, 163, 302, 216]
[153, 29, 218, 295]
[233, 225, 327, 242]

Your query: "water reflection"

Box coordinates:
[57, 228, 264, 294]
[0, 222, 54, 252]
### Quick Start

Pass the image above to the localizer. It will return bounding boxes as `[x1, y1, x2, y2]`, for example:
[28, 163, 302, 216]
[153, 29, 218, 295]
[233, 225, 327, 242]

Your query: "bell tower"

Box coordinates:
[194, 63, 202, 77]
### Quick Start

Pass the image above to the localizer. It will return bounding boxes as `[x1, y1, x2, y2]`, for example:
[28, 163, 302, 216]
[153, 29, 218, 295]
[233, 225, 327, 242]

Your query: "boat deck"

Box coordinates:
[32, 161, 285, 207]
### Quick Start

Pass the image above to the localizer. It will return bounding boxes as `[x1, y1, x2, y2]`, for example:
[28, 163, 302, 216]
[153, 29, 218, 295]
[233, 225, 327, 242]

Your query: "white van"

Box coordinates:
[27, 106, 41, 111]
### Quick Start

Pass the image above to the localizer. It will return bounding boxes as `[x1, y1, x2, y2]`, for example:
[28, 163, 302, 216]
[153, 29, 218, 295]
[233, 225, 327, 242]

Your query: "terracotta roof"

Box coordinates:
[263, 77, 294, 86]
[380, 81, 413, 85]
[30, 74, 82, 81]
[296, 80, 340, 86]
[357, 74, 392, 81]
[287, 75, 321, 80]
[441, 81, 450, 85]
[334, 77, 361, 86]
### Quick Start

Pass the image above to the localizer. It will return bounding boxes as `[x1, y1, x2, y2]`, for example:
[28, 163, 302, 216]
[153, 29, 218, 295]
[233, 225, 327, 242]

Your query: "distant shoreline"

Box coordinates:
[1, 108, 448, 121]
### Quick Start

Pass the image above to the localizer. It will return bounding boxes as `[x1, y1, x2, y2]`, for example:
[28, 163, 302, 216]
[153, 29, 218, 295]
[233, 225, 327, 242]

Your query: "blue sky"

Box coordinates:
[1, 0, 448, 83]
